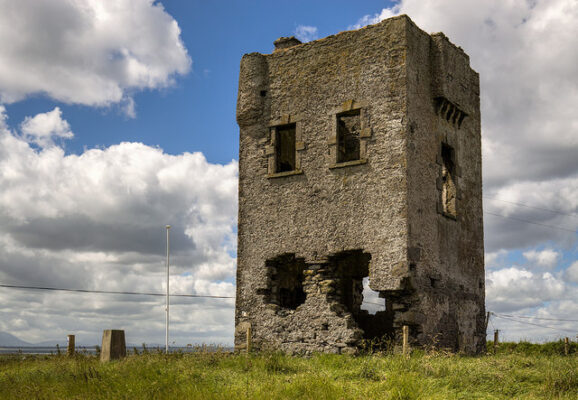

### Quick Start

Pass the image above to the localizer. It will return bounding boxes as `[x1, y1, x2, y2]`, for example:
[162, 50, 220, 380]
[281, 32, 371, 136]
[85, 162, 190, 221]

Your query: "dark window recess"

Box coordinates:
[266, 254, 306, 309]
[337, 110, 361, 163]
[441, 143, 457, 217]
[275, 124, 296, 173]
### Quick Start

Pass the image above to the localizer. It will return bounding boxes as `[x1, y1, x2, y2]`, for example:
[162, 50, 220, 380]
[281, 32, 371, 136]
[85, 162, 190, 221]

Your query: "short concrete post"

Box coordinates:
[100, 330, 126, 362]
[493, 330, 499, 354]
[67, 335, 75, 357]
[402, 325, 409, 356]
[246, 325, 252, 353]
[564, 337, 569, 355]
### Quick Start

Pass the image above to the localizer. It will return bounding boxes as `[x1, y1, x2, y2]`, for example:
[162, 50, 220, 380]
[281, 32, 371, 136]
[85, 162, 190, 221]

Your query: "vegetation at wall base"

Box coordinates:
[0, 342, 575, 399]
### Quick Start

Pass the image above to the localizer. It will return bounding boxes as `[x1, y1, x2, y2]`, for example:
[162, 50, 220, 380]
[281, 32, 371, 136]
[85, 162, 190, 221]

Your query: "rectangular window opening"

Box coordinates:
[337, 110, 361, 163]
[275, 124, 296, 173]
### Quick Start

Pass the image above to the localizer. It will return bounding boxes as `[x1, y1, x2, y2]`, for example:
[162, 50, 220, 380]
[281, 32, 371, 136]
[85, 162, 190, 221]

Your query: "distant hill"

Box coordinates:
[0, 331, 32, 347]
[0, 332, 69, 347]
[34, 339, 69, 347]
[0, 332, 223, 348]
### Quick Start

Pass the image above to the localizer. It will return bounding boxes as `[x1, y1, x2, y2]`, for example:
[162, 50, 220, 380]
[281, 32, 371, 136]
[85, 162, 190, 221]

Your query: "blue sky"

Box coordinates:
[0, 0, 576, 346]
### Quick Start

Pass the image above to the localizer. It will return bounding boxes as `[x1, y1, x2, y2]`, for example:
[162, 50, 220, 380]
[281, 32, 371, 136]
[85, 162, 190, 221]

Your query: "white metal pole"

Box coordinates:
[165, 225, 171, 354]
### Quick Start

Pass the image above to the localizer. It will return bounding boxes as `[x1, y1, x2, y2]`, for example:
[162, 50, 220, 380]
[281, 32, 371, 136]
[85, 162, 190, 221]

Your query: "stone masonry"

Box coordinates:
[235, 15, 485, 354]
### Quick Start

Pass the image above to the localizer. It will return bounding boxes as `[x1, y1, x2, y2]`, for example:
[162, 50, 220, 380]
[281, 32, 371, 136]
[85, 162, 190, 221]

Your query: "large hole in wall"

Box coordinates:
[265, 254, 306, 309]
[329, 250, 394, 340]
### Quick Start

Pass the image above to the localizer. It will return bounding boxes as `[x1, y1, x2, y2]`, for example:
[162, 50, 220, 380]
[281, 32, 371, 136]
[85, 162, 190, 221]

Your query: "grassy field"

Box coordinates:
[0, 343, 576, 399]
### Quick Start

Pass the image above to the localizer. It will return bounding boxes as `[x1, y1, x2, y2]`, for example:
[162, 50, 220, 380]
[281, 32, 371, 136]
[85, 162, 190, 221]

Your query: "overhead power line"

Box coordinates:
[0, 283, 234, 299]
[492, 313, 576, 334]
[363, 301, 386, 308]
[485, 211, 577, 233]
[483, 195, 578, 219]
[493, 312, 578, 323]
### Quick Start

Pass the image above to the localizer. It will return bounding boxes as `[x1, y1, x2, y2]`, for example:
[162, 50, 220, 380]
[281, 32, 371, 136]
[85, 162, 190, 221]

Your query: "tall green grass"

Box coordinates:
[0, 343, 575, 399]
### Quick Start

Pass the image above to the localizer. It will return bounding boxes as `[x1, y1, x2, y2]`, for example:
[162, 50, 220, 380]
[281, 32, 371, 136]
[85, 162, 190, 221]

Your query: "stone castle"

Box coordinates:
[234, 15, 485, 354]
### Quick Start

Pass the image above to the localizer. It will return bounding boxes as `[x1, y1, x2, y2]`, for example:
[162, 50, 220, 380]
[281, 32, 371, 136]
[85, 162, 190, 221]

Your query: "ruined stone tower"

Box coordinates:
[235, 15, 485, 354]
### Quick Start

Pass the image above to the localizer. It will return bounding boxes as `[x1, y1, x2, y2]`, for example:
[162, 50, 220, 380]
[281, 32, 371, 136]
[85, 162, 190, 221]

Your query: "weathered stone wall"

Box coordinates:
[235, 15, 485, 354]
[403, 21, 485, 353]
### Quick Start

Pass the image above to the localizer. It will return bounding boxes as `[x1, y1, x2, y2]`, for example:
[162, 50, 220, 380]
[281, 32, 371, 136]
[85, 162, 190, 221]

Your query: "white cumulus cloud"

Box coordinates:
[294, 25, 319, 42]
[0, 0, 191, 114]
[485, 249, 508, 269]
[20, 107, 73, 148]
[566, 261, 578, 283]
[486, 267, 566, 312]
[522, 249, 561, 270]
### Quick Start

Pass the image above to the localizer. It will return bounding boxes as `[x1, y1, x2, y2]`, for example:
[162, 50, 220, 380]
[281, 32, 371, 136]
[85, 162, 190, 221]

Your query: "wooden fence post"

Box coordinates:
[493, 330, 499, 354]
[402, 325, 409, 356]
[564, 337, 569, 356]
[67, 335, 75, 357]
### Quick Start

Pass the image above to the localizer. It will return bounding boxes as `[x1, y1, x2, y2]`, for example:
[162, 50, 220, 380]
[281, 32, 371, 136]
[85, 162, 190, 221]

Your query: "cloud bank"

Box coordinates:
[0, 108, 237, 345]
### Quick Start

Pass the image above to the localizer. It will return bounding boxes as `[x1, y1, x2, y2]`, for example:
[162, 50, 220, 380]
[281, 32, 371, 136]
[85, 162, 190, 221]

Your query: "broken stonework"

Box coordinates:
[235, 15, 485, 354]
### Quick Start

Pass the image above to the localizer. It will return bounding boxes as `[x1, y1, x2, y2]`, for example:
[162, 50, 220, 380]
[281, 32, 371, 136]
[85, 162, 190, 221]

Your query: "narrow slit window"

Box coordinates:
[275, 124, 296, 173]
[441, 143, 457, 217]
[337, 110, 361, 163]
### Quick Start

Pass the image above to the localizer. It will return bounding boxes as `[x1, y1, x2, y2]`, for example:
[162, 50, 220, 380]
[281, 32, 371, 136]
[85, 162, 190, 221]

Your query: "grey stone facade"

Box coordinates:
[235, 15, 485, 354]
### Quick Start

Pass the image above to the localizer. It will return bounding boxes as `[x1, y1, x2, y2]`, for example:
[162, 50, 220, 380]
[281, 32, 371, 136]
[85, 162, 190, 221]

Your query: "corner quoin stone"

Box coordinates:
[235, 15, 485, 354]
